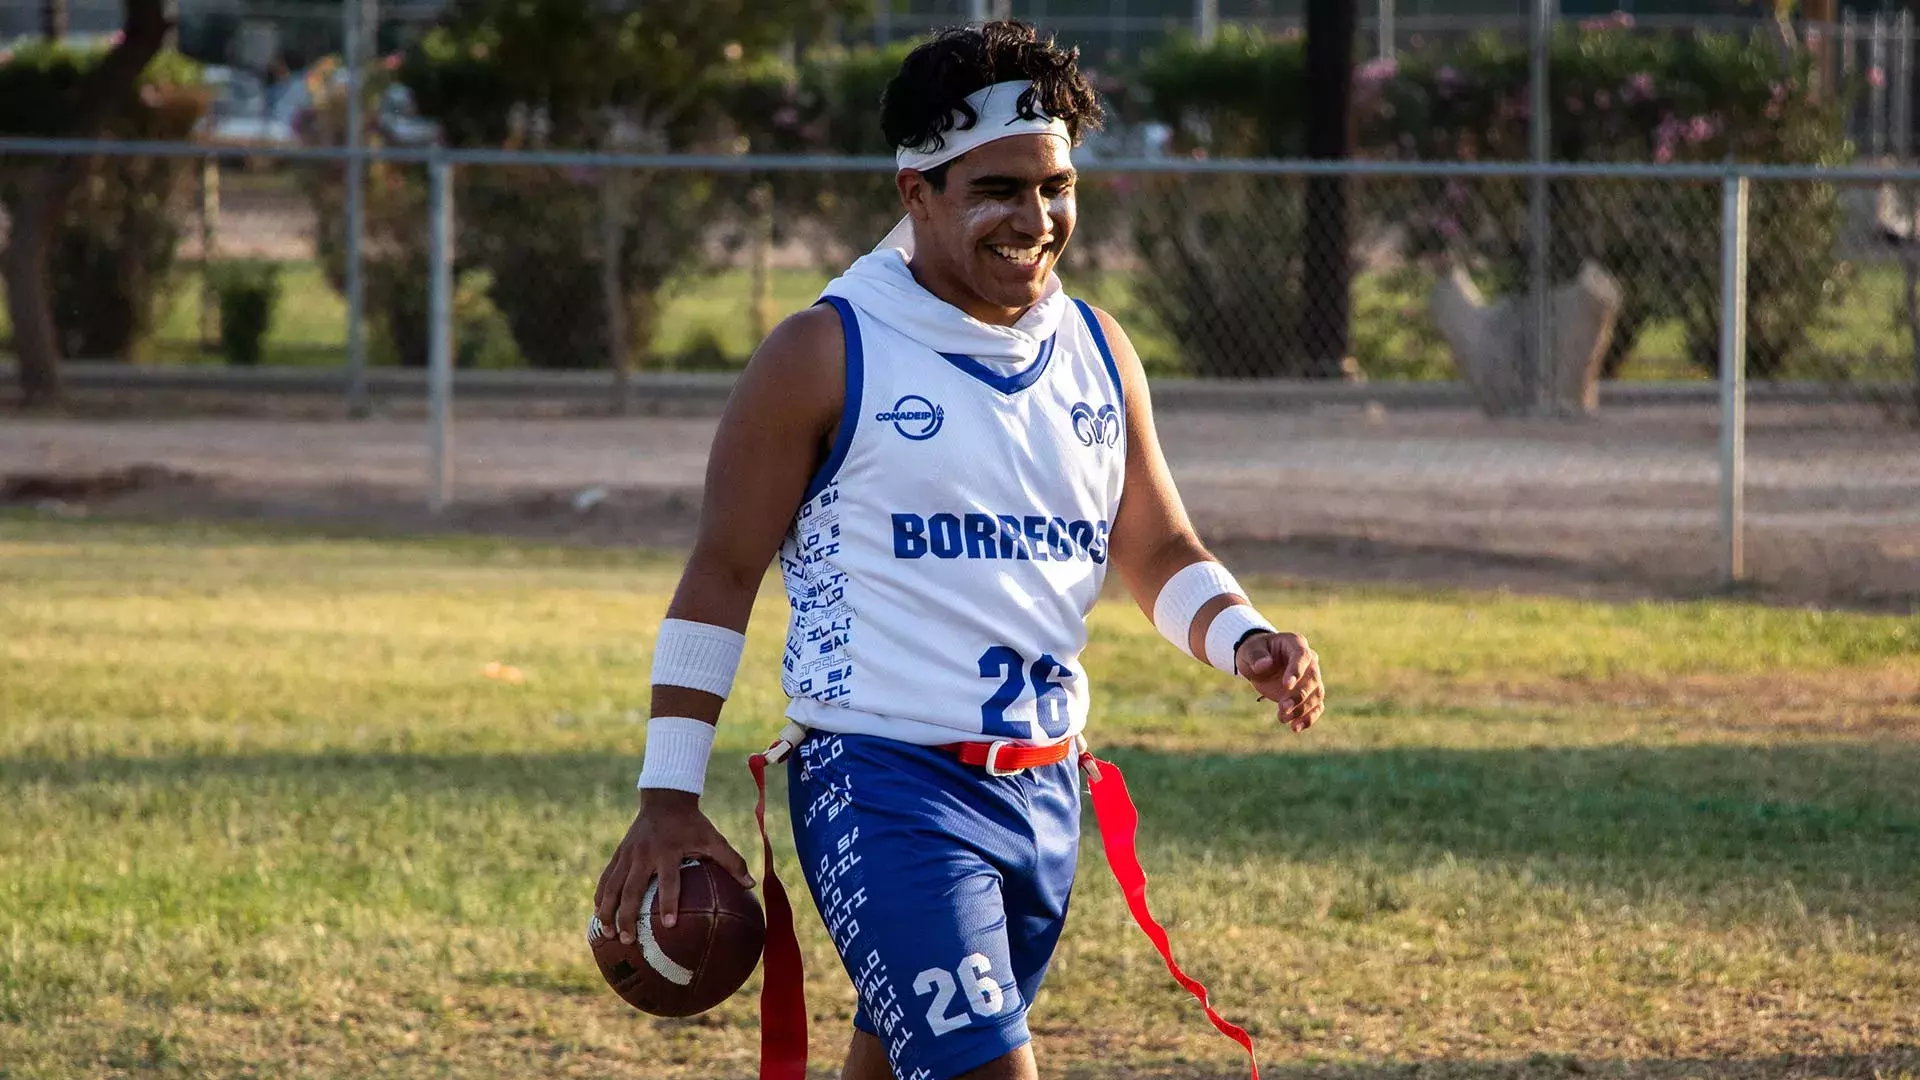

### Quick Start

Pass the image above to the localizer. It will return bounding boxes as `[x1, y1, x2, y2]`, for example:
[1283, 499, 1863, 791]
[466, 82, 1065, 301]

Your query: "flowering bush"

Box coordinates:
[1135, 22, 1852, 377]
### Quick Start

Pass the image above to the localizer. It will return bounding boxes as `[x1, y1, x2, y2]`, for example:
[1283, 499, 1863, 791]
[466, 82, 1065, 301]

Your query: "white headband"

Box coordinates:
[894, 79, 1073, 173]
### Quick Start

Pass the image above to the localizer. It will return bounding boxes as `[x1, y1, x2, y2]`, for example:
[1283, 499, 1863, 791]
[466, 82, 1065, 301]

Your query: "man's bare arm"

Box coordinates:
[595, 304, 844, 941]
[648, 306, 846, 726]
[1093, 305, 1325, 730]
[1095, 306, 1234, 657]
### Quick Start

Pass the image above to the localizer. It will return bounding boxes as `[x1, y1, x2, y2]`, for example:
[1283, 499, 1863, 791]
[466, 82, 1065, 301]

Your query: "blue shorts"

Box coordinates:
[789, 732, 1081, 1080]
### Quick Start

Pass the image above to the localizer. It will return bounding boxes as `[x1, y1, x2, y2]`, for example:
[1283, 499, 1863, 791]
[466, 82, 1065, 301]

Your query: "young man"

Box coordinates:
[594, 21, 1324, 1080]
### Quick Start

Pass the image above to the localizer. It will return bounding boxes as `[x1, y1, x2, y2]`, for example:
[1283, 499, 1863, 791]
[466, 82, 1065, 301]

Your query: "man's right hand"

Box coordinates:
[594, 790, 755, 943]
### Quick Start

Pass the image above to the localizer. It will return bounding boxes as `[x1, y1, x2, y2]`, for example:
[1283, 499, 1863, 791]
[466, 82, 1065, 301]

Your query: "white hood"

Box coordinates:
[819, 216, 1068, 372]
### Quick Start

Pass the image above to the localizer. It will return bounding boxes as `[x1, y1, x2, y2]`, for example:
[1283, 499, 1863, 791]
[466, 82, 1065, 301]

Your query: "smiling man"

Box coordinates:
[594, 21, 1325, 1080]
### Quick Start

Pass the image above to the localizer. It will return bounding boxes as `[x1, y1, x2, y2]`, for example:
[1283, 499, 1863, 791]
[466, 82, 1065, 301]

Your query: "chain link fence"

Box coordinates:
[2, 142, 1917, 605]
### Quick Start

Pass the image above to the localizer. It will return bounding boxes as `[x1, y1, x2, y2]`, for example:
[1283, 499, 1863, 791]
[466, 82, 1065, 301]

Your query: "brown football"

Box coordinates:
[588, 857, 766, 1017]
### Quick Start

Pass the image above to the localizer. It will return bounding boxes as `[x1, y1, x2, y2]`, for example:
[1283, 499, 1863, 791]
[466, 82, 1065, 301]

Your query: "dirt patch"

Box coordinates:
[2, 401, 1915, 612]
[1370, 667, 1920, 740]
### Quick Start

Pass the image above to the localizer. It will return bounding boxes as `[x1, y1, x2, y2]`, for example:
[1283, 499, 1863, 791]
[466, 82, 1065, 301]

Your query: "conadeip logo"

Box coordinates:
[876, 395, 944, 441]
[1070, 402, 1120, 449]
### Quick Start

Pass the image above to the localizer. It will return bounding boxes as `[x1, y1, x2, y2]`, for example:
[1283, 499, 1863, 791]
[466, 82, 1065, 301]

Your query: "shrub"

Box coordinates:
[0, 43, 206, 362]
[718, 43, 914, 261]
[1128, 173, 1309, 378]
[1369, 26, 1851, 377]
[210, 262, 281, 365]
[385, 1, 851, 371]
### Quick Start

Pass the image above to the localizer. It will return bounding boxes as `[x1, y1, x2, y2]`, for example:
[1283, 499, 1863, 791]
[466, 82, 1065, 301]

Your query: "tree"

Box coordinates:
[389, 0, 867, 372]
[4, 0, 170, 407]
[1298, 0, 1356, 378]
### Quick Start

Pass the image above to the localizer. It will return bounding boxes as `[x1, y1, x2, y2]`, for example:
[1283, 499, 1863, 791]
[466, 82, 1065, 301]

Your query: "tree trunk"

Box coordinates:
[1298, 0, 1356, 379]
[41, 0, 67, 39]
[4, 0, 169, 408]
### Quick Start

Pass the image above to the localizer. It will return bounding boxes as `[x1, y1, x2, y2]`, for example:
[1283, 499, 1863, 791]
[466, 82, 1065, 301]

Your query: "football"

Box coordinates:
[589, 857, 766, 1017]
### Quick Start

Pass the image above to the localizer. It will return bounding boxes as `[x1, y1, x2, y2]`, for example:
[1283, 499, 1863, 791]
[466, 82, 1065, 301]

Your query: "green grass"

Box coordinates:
[1, 518, 1916, 1078]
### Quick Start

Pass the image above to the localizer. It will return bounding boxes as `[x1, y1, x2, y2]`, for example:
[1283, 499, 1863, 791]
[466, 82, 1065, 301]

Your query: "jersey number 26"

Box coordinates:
[977, 645, 1073, 740]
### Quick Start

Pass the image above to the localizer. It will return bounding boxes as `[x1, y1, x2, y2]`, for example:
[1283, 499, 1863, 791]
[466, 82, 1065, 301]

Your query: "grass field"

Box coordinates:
[1, 519, 1917, 1078]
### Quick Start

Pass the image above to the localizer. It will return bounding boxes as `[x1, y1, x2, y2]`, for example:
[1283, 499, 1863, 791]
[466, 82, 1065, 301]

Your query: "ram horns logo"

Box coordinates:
[1070, 402, 1121, 448]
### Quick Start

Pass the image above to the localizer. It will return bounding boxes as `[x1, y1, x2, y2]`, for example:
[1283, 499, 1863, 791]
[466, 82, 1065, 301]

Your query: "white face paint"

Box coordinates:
[959, 202, 1016, 234]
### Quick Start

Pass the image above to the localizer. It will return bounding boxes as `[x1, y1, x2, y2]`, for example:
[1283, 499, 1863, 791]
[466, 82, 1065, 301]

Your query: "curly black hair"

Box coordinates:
[881, 21, 1104, 186]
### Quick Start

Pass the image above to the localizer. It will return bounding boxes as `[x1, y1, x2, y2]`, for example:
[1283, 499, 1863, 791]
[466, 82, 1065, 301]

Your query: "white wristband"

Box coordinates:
[1204, 605, 1275, 676]
[636, 716, 716, 794]
[651, 618, 746, 700]
[1151, 561, 1246, 661]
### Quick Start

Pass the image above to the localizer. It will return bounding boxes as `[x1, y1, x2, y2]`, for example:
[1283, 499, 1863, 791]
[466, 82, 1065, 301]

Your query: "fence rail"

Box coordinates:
[25, 136, 1920, 182]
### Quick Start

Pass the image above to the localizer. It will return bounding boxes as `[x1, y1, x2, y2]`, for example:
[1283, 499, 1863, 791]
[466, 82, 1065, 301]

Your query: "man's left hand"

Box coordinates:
[1237, 632, 1324, 732]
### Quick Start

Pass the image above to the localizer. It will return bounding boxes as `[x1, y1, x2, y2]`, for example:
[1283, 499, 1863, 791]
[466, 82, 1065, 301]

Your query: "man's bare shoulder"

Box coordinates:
[724, 304, 847, 432]
[752, 304, 844, 380]
[1076, 303, 1148, 385]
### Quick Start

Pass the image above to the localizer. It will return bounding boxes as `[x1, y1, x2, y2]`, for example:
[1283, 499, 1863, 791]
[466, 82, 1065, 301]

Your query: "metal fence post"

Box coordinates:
[1196, 0, 1218, 45]
[1872, 11, 1889, 159]
[1896, 9, 1913, 162]
[1718, 174, 1749, 588]
[1844, 8, 1858, 141]
[198, 155, 219, 352]
[1529, 0, 1554, 415]
[1378, 0, 1395, 60]
[427, 155, 455, 514]
[601, 169, 631, 414]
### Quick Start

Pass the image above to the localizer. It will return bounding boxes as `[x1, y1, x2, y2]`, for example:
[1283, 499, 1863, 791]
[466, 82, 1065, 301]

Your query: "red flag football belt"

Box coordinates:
[938, 737, 1075, 775]
[746, 733, 1261, 1080]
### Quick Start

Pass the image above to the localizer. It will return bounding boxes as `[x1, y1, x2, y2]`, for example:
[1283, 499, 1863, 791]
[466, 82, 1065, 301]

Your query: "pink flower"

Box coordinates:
[1437, 65, 1461, 98]
[383, 54, 402, 71]
[1655, 145, 1673, 163]
[1566, 95, 1583, 114]
[1439, 218, 1462, 240]
[1613, 11, 1635, 29]
[1446, 180, 1468, 204]
[139, 84, 161, 107]
[1190, 147, 1208, 160]
[1806, 27, 1824, 44]
[1764, 101, 1783, 120]
[1595, 89, 1612, 110]
[1357, 57, 1398, 84]
[108, 29, 125, 46]
[1685, 115, 1715, 143]
[1625, 73, 1654, 101]
[1770, 80, 1788, 103]
[0, 48, 13, 66]
[1870, 66, 1887, 89]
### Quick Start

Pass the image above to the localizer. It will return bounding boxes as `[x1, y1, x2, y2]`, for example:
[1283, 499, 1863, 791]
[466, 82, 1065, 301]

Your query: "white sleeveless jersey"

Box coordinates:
[777, 295, 1127, 747]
